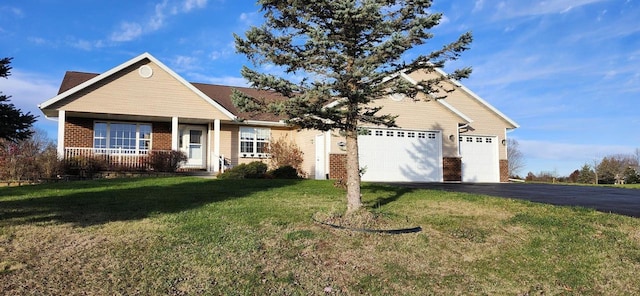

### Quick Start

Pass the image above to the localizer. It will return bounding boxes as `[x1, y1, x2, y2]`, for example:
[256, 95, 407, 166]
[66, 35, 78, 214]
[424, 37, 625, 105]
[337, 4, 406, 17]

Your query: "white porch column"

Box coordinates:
[171, 116, 179, 150]
[213, 119, 221, 173]
[57, 110, 66, 158]
[207, 122, 213, 172]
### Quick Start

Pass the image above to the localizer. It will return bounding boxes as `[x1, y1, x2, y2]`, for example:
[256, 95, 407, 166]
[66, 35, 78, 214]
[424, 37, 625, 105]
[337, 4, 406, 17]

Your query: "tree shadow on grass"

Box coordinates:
[361, 183, 416, 209]
[0, 177, 301, 227]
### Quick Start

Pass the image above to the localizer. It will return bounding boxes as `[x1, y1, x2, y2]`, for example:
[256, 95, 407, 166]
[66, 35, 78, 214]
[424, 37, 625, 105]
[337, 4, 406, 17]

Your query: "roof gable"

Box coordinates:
[39, 52, 236, 120]
[404, 68, 519, 129]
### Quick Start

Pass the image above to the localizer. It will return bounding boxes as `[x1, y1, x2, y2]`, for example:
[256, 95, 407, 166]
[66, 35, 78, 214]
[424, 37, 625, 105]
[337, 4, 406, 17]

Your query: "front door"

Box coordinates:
[180, 125, 207, 168]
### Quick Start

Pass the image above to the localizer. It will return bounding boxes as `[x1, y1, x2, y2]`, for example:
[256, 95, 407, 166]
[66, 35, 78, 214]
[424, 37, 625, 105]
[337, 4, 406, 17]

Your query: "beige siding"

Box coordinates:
[219, 124, 238, 166]
[217, 124, 296, 167]
[295, 129, 321, 179]
[52, 59, 230, 120]
[325, 95, 463, 157]
[365, 93, 463, 157]
[407, 70, 512, 159]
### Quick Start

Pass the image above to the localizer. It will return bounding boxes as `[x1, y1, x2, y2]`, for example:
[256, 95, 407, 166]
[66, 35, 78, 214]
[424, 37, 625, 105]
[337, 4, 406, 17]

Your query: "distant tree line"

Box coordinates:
[525, 150, 640, 184]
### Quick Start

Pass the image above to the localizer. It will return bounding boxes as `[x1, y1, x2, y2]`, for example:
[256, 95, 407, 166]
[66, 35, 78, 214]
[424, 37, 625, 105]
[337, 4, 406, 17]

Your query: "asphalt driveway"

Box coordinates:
[384, 183, 640, 218]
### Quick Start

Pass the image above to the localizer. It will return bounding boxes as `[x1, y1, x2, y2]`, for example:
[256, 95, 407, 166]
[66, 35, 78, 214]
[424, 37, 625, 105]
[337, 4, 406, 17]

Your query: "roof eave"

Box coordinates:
[433, 68, 519, 129]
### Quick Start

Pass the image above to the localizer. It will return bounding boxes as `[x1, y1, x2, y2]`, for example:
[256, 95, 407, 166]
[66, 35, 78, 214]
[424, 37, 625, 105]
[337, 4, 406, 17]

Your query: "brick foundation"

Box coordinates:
[443, 157, 462, 182]
[500, 159, 509, 182]
[329, 154, 347, 180]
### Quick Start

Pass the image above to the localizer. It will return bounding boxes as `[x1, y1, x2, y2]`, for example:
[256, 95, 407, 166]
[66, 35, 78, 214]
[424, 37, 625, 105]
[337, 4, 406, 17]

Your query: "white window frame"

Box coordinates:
[93, 121, 152, 154]
[239, 127, 271, 158]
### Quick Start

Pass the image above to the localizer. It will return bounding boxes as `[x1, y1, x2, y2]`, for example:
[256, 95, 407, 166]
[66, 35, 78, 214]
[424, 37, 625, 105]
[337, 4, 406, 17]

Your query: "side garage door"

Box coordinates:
[460, 135, 499, 183]
[359, 128, 443, 182]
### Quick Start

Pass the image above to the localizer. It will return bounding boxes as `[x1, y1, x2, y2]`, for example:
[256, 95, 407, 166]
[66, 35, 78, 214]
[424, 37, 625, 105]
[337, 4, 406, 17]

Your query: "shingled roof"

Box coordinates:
[57, 71, 286, 122]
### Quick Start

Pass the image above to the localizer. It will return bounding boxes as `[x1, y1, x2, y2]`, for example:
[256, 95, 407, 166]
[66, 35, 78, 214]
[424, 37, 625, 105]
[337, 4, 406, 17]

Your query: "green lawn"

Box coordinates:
[1, 177, 639, 295]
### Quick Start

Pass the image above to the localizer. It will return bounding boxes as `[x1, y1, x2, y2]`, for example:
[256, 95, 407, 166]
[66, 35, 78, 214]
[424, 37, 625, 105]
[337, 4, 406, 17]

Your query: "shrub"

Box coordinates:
[265, 135, 306, 177]
[218, 161, 268, 179]
[148, 150, 187, 172]
[62, 155, 108, 178]
[268, 165, 301, 179]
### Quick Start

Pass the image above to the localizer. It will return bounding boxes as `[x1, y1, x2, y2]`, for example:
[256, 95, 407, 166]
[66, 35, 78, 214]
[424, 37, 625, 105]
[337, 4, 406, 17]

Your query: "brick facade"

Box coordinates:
[329, 153, 346, 180]
[443, 157, 462, 182]
[152, 122, 172, 150]
[65, 117, 94, 148]
[500, 159, 509, 182]
[64, 117, 173, 151]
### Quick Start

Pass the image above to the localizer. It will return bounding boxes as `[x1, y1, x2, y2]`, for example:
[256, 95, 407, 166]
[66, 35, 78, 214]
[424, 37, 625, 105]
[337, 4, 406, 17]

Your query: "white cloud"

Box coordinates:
[0, 70, 59, 118]
[189, 73, 248, 87]
[439, 15, 450, 26]
[239, 12, 260, 26]
[209, 42, 236, 61]
[0, 6, 23, 17]
[171, 55, 200, 72]
[109, 0, 209, 43]
[473, 0, 485, 12]
[183, 0, 208, 12]
[110, 22, 143, 42]
[494, 0, 608, 18]
[28, 37, 47, 45]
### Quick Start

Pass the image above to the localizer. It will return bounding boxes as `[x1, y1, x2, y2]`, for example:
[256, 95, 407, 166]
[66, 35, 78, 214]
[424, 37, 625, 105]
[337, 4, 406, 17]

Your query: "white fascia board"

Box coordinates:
[38, 52, 237, 121]
[145, 53, 237, 120]
[398, 71, 471, 122]
[39, 52, 154, 109]
[437, 100, 473, 123]
[324, 97, 347, 109]
[240, 120, 288, 127]
[434, 68, 520, 128]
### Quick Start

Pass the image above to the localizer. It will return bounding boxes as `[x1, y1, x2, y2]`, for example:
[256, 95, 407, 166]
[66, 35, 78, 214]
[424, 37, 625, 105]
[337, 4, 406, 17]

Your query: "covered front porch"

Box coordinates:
[56, 110, 227, 173]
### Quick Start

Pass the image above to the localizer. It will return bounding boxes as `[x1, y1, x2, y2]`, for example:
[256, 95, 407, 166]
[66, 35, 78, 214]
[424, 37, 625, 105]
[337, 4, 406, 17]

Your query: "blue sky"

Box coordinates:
[1, 0, 638, 176]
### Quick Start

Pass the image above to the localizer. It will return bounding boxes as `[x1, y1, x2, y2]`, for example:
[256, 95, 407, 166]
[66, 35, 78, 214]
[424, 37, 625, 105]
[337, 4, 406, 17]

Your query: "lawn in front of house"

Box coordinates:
[1, 177, 639, 295]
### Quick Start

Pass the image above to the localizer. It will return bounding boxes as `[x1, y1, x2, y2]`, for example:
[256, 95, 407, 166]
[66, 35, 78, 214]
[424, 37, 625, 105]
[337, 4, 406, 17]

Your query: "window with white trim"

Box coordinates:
[240, 127, 270, 156]
[93, 122, 152, 154]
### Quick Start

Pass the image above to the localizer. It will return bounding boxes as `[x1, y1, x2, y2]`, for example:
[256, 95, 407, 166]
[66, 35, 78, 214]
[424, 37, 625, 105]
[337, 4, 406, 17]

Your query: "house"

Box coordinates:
[38, 52, 518, 182]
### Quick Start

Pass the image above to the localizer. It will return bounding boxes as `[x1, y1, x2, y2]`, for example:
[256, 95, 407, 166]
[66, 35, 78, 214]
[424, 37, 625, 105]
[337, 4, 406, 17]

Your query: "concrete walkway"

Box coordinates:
[383, 183, 640, 218]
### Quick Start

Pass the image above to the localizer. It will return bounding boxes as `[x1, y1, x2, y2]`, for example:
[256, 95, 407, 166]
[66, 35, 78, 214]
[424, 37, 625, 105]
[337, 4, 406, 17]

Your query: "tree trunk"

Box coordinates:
[345, 127, 362, 213]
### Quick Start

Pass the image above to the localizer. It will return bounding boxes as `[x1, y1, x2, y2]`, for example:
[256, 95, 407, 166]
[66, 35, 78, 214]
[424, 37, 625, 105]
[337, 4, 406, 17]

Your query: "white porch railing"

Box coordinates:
[64, 147, 166, 171]
[63, 148, 229, 172]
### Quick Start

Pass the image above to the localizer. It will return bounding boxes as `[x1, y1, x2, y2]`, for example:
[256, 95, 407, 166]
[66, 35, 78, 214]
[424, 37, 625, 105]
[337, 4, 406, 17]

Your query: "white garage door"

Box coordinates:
[460, 135, 499, 183]
[359, 128, 443, 182]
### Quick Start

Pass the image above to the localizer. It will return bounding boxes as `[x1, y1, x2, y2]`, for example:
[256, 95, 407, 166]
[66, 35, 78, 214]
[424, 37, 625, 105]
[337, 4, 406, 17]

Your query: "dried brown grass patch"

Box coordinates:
[0, 218, 170, 295]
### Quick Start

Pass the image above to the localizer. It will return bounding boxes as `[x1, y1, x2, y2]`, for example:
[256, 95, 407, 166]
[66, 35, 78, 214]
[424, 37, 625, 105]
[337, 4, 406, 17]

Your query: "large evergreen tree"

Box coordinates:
[1, 57, 37, 143]
[233, 0, 472, 213]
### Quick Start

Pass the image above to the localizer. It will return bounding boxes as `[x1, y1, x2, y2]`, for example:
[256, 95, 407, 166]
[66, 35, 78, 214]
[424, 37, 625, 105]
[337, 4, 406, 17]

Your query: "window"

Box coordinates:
[375, 130, 383, 136]
[476, 137, 483, 143]
[418, 132, 426, 139]
[386, 131, 394, 137]
[486, 138, 492, 143]
[93, 122, 152, 153]
[428, 133, 436, 139]
[240, 127, 270, 156]
[397, 131, 405, 137]
[408, 132, 415, 138]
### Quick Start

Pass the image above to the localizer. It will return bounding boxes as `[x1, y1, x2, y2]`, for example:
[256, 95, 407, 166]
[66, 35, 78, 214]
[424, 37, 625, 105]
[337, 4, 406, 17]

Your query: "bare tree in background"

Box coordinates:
[507, 138, 525, 177]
